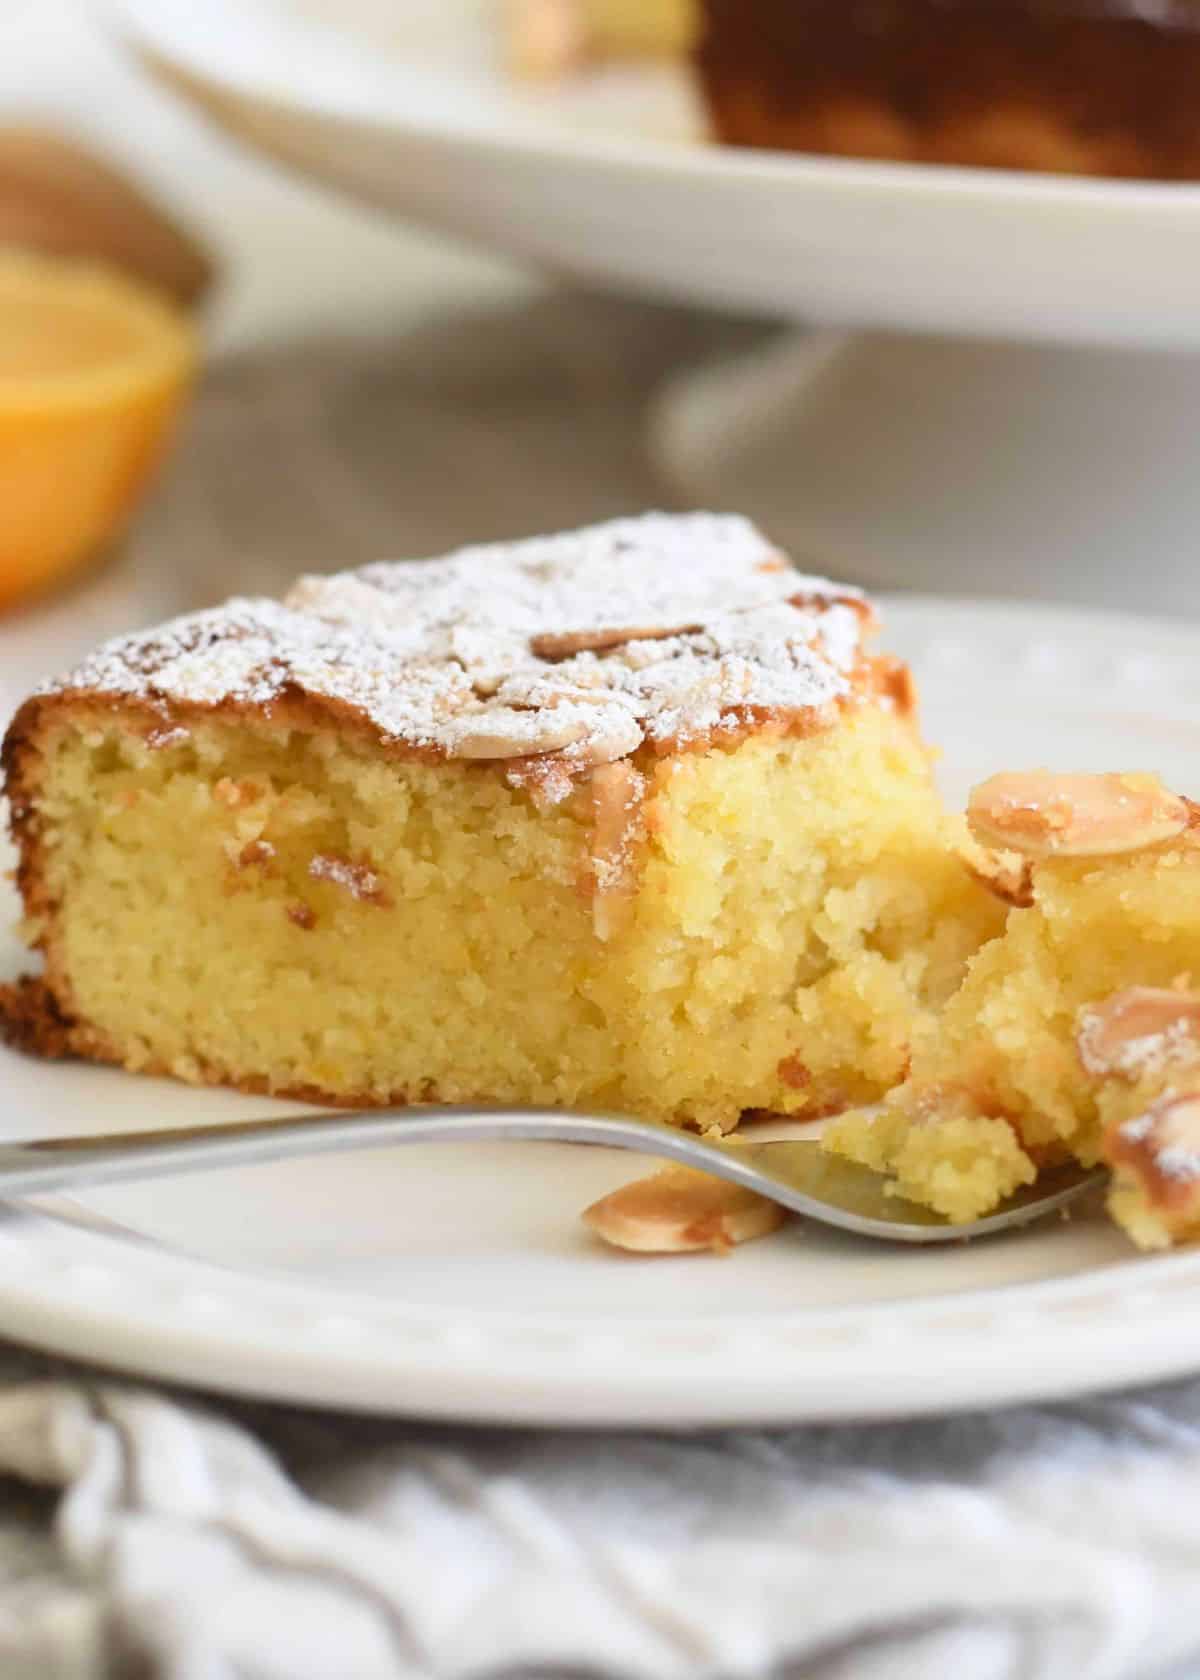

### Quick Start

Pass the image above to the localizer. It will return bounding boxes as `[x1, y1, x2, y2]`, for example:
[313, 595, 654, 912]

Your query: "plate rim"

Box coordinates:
[5, 591, 1200, 1424]
[112, 0, 1200, 216]
[0, 1197, 1197, 1425]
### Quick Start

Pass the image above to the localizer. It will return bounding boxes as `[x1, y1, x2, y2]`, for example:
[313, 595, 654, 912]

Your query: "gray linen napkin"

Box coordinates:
[3, 291, 1200, 1680]
[1, 1342, 1200, 1680]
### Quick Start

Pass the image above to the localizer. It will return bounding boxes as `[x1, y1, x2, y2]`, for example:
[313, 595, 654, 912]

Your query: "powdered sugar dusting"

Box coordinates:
[1077, 989, 1200, 1081]
[1115, 1094, 1200, 1194]
[1154, 1144, 1200, 1184]
[1119, 1111, 1156, 1144]
[40, 514, 872, 779]
[1080, 1014, 1199, 1080]
[308, 853, 389, 905]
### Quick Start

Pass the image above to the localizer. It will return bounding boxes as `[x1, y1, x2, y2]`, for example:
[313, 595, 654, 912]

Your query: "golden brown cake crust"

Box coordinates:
[0, 974, 842, 1124]
[697, 1, 1200, 178]
[22, 514, 875, 775]
[0, 973, 429, 1108]
[0, 976, 76, 1061]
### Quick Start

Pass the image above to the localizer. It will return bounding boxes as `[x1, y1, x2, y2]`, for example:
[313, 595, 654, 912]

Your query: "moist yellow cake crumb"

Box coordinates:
[6, 701, 993, 1127]
[2, 513, 1002, 1129]
[823, 769, 1200, 1246]
[825, 1102, 1036, 1224]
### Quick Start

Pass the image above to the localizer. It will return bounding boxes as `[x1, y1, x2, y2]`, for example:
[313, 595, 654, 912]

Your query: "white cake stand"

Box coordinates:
[117, 0, 1200, 610]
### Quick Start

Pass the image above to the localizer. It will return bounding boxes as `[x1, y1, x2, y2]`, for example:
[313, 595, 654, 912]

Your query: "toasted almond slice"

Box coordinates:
[788, 589, 878, 631]
[447, 705, 593, 759]
[530, 624, 699, 661]
[450, 704, 642, 763]
[1106, 1090, 1200, 1212]
[963, 848, 1034, 909]
[582, 1165, 786, 1254]
[1077, 987, 1200, 1079]
[967, 771, 1189, 859]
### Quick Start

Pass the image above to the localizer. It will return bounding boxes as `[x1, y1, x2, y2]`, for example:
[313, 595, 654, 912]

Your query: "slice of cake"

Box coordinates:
[823, 769, 1200, 1243]
[696, 0, 1200, 179]
[1, 512, 1001, 1128]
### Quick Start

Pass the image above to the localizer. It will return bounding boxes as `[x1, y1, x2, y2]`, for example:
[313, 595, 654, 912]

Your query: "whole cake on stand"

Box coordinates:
[122, 0, 1200, 613]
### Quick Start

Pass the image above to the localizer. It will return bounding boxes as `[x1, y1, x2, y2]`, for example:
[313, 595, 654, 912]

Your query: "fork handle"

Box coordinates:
[0, 1107, 754, 1201]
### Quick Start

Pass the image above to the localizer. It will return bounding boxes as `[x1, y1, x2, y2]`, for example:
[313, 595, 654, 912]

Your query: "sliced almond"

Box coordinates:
[1077, 987, 1200, 1079]
[530, 624, 699, 662]
[1106, 1090, 1200, 1211]
[450, 701, 642, 764]
[583, 1164, 786, 1255]
[788, 589, 877, 632]
[448, 706, 589, 759]
[967, 771, 1190, 859]
[963, 848, 1034, 909]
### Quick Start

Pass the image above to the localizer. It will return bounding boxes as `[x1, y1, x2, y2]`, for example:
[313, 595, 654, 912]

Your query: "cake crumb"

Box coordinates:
[214, 778, 262, 809]
[777, 1054, 812, 1089]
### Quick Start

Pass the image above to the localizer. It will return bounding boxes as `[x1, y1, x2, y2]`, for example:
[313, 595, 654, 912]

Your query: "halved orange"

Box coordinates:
[0, 250, 198, 611]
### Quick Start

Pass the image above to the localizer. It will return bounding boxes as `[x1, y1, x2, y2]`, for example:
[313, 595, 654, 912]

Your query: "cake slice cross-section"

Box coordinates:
[1, 513, 1000, 1128]
[823, 769, 1200, 1245]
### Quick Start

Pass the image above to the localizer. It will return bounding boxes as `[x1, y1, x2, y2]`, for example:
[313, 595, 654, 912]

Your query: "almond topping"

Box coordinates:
[788, 589, 878, 632]
[1107, 1090, 1200, 1210]
[963, 849, 1035, 909]
[582, 1165, 786, 1255]
[967, 771, 1189, 859]
[530, 624, 699, 661]
[1077, 987, 1200, 1080]
[451, 704, 641, 764]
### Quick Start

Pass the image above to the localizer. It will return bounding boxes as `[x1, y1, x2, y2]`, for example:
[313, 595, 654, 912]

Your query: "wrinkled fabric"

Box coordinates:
[1, 1346, 1200, 1679]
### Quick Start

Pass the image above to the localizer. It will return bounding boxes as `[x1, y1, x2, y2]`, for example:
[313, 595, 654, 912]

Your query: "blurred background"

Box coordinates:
[0, 0, 773, 709]
[5, 0, 1200, 720]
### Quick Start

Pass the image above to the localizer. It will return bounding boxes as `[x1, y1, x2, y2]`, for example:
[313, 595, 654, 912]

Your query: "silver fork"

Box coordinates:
[0, 1107, 1103, 1244]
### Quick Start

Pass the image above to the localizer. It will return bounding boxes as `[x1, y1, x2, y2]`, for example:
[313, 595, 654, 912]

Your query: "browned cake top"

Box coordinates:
[36, 514, 873, 776]
[697, 0, 1200, 178]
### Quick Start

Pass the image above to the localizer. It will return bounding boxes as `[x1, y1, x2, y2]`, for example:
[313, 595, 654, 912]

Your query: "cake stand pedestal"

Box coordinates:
[654, 331, 1200, 613]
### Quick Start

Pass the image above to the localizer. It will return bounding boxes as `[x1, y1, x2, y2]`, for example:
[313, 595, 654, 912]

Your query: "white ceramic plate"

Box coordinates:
[4, 596, 1200, 1425]
[114, 0, 1200, 348]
